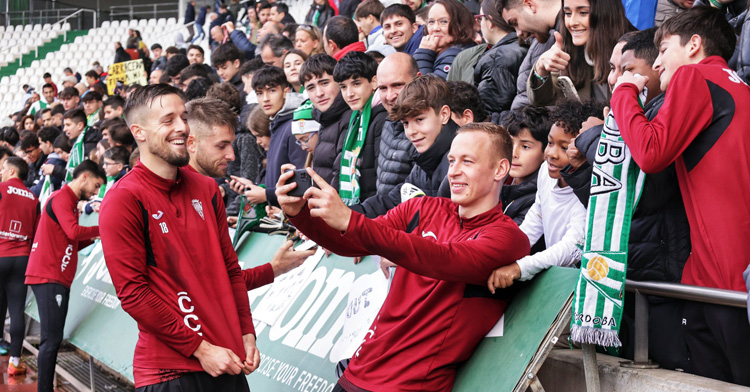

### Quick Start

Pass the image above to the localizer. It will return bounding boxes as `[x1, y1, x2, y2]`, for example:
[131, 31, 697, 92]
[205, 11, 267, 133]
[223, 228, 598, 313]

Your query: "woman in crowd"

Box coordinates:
[528, 0, 633, 105]
[18, 115, 37, 134]
[246, 5, 261, 44]
[294, 24, 325, 56]
[283, 50, 309, 93]
[413, 0, 477, 79]
[247, 106, 271, 184]
[305, 0, 336, 28]
[473, 0, 527, 117]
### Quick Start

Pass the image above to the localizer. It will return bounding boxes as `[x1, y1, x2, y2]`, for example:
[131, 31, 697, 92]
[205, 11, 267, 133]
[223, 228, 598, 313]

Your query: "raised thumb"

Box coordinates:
[554, 31, 564, 49]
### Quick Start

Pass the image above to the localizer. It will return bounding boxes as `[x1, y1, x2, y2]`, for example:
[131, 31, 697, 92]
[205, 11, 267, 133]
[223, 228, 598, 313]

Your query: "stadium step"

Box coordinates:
[0, 30, 88, 79]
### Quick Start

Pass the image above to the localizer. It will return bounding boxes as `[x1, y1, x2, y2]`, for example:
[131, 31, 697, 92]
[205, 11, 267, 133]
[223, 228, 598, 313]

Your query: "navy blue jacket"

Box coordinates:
[196, 6, 209, 26]
[264, 112, 309, 207]
[229, 30, 257, 61]
[185, 2, 196, 24]
[403, 25, 425, 56]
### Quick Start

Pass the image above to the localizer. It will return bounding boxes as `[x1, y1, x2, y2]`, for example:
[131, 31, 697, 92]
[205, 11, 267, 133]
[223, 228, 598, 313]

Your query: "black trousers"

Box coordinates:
[32, 283, 70, 392]
[683, 301, 750, 386]
[135, 372, 250, 392]
[0, 256, 28, 357]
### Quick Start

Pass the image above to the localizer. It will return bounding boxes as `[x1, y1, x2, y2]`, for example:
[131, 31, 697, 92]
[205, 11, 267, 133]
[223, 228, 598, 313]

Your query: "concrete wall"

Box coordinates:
[536, 349, 750, 392]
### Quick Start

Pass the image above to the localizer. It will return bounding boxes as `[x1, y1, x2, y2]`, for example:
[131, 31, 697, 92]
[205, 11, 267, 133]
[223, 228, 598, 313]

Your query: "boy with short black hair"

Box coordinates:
[31, 127, 67, 197]
[210, 43, 244, 90]
[239, 58, 265, 105]
[447, 81, 486, 126]
[80, 91, 103, 127]
[501, 105, 550, 225]
[612, 6, 750, 385]
[62, 108, 98, 181]
[250, 66, 308, 206]
[102, 95, 125, 120]
[99, 146, 129, 197]
[488, 99, 592, 291]
[333, 51, 388, 204]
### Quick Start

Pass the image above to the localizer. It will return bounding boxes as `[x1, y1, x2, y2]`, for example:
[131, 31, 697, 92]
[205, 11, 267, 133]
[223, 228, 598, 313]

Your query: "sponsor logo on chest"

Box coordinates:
[7, 186, 34, 200]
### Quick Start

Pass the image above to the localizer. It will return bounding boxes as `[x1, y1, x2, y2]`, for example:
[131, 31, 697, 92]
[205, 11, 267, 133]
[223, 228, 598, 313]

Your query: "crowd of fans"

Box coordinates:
[1, 0, 750, 390]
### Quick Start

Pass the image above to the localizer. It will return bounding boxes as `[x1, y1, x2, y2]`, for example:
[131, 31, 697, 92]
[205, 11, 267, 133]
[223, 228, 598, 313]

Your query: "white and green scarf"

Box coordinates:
[570, 102, 646, 348]
[232, 194, 267, 247]
[38, 175, 53, 208]
[339, 97, 372, 205]
[65, 127, 88, 183]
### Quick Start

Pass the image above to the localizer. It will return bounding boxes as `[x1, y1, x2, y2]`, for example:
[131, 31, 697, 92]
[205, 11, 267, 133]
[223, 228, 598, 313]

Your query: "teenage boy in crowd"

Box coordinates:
[374, 52, 419, 195]
[187, 44, 205, 64]
[102, 95, 125, 120]
[26, 160, 104, 392]
[245, 66, 308, 207]
[380, 5, 425, 55]
[333, 51, 388, 205]
[81, 91, 103, 128]
[487, 99, 594, 292]
[212, 43, 246, 91]
[447, 81, 487, 126]
[19, 133, 45, 189]
[299, 54, 352, 187]
[561, 28, 691, 371]
[59, 87, 80, 111]
[612, 7, 750, 385]
[100, 85, 260, 391]
[0, 157, 39, 376]
[355, 0, 396, 57]
[34, 126, 67, 196]
[50, 104, 65, 128]
[352, 74, 458, 218]
[63, 108, 98, 165]
[275, 122, 529, 392]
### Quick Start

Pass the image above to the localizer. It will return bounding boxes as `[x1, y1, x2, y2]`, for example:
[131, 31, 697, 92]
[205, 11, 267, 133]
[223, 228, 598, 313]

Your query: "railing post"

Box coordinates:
[621, 289, 659, 369]
[582, 344, 600, 392]
[89, 356, 96, 392]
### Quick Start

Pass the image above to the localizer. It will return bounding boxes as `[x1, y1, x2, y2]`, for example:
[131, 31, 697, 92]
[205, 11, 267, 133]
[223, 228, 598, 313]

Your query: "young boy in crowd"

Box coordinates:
[102, 95, 125, 120]
[447, 81, 487, 126]
[333, 51, 388, 205]
[211, 43, 245, 90]
[80, 91, 103, 128]
[248, 65, 308, 206]
[501, 105, 550, 226]
[612, 7, 750, 385]
[98, 146, 129, 197]
[487, 99, 595, 292]
[353, 74, 457, 218]
[239, 58, 265, 107]
[31, 127, 66, 196]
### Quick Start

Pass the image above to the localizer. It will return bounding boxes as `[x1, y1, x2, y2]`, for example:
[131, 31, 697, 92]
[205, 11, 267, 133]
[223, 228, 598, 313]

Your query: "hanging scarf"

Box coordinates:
[38, 175, 53, 209]
[339, 97, 372, 205]
[232, 194, 268, 247]
[65, 127, 88, 183]
[98, 175, 117, 198]
[570, 94, 647, 348]
[313, 9, 320, 26]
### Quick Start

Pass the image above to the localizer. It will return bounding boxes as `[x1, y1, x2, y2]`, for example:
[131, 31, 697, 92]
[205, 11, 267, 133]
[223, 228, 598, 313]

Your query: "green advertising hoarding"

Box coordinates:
[27, 214, 579, 392]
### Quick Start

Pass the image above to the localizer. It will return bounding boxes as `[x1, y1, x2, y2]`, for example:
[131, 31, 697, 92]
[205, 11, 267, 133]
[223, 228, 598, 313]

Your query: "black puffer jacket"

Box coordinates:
[224, 104, 263, 215]
[311, 93, 351, 189]
[305, 4, 336, 28]
[351, 120, 458, 218]
[377, 120, 417, 195]
[735, 10, 750, 83]
[475, 32, 528, 119]
[501, 169, 539, 226]
[334, 103, 388, 203]
[560, 93, 690, 283]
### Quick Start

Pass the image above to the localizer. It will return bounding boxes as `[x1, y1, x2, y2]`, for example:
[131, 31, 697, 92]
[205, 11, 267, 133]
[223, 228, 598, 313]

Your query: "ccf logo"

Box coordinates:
[61, 244, 74, 272]
[177, 291, 203, 336]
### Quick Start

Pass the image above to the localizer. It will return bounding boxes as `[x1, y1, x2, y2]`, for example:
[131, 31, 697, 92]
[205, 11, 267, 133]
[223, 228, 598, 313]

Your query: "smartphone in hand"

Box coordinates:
[284, 169, 314, 197]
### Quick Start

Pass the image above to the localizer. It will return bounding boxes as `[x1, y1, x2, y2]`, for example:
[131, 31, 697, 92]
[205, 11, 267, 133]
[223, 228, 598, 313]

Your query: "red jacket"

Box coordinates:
[290, 196, 529, 392]
[333, 41, 366, 61]
[99, 163, 255, 388]
[612, 56, 750, 292]
[25, 185, 98, 287]
[0, 178, 40, 257]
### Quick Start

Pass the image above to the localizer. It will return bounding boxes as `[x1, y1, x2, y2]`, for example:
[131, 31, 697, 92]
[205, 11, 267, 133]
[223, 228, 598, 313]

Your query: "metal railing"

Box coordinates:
[1, 8, 92, 30]
[580, 279, 748, 392]
[109, 4, 179, 22]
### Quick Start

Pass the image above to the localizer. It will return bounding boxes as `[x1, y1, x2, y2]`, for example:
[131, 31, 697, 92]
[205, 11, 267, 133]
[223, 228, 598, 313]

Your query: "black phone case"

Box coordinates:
[286, 169, 313, 197]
